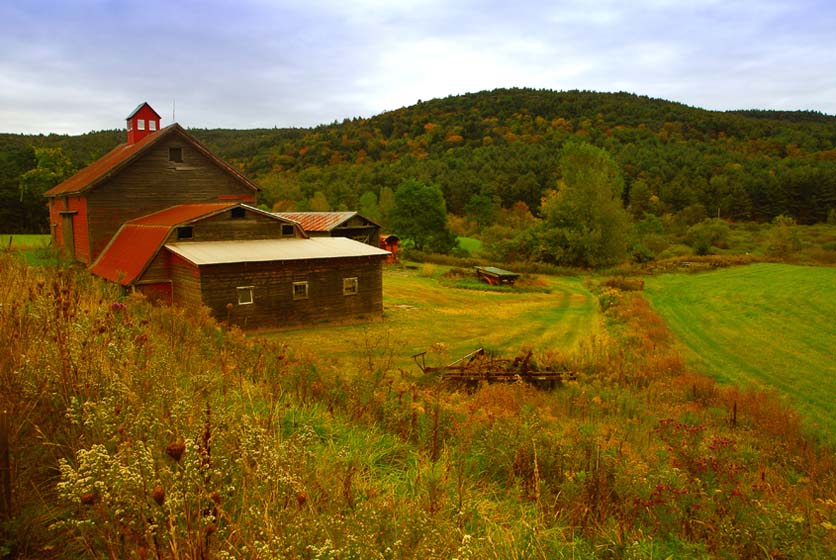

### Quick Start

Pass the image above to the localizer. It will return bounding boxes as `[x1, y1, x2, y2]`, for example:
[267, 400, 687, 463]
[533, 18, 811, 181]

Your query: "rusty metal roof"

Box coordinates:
[274, 211, 367, 232]
[166, 237, 390, 266]
[44, 124, 260, 197]
[89, 224, 171, 285]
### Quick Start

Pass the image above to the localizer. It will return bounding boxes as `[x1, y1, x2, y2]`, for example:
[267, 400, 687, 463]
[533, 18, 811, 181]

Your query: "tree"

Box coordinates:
[536, 142, 631, 267]
[18, 146, 74, 233]
[390, 179, 456, 253]
[308, 191, 330, 212]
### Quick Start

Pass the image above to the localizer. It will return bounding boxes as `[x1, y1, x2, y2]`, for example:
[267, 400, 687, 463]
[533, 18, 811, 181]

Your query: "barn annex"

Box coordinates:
[44, 103, 389, 330]
[274, 212, 381, 246]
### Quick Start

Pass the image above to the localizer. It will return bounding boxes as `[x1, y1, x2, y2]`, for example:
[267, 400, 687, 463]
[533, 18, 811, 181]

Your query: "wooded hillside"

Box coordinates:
[3, 89, 835, 234]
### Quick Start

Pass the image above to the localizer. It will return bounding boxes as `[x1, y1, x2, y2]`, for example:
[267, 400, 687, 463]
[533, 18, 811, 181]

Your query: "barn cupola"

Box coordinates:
[126, 102, 162, 144]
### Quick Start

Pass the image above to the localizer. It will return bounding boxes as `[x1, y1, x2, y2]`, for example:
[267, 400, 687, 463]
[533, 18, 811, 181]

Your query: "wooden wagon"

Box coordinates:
[475, 266, 520, 286]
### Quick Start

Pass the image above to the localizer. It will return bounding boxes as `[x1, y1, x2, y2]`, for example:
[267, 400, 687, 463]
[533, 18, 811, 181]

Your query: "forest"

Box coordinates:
[3, 89, 835, 262]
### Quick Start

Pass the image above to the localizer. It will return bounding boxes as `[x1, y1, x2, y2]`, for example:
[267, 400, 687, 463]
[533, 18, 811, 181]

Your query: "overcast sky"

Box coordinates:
[1, 0, 834, 135]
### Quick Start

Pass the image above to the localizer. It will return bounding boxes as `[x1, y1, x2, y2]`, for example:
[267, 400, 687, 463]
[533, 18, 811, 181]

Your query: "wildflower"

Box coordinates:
[111, 301, 127, 312]
[151, 484, 165, 506]
[165, 439, 185, 462]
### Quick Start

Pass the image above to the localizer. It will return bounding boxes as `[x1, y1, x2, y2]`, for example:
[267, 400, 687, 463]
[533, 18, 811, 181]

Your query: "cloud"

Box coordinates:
[1, 0, 834, 134]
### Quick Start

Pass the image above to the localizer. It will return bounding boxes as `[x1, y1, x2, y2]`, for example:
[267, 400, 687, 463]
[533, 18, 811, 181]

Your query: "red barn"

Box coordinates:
[44, 102, 258, 264]
[43, 104, 389, 330]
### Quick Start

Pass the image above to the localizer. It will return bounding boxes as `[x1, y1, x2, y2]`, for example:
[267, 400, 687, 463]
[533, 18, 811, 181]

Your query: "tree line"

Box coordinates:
[3, 89, 835, 253]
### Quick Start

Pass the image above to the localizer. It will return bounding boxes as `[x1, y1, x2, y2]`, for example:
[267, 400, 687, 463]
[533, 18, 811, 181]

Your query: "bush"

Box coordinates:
[686, 218, 731, 254]
[630, 243, 655, 263]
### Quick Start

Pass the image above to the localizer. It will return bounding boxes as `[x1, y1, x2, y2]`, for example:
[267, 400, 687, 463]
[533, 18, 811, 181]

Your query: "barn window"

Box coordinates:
[292, 281, 309, 300]
[237, 286, 254, 305]
[343, 277, 358, 296]
[177, 226, 193, 240]
[149, 120, 157, 131]
[281, 224, 295, 237]
[231, 207, 245, 219]
[169, 147, 183, 162]
[138, 119, 145, 130]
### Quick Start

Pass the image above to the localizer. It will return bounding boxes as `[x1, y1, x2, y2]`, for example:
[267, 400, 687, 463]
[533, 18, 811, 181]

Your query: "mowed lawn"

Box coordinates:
[266, 266, 602, 370]
[645, 263, 836, 434]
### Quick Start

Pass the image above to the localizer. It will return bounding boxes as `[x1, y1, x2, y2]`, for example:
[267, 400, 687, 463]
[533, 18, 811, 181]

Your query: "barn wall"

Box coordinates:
[169, 253, 203, 307]
[48, 200, 63, 247]
[49, 196, 90, 261]
[68, 197, 89, 263]
[85, 132, 257, 260]
[186, 209, 295, 241]
[198, 256, 384, 330]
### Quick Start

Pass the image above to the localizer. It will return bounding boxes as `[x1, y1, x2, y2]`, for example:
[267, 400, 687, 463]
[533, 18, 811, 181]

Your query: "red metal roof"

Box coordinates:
[129, 202, 238, 226]
[44, 124, 260, 197]
[89, 224, 170, 285]
[274, 211, 360, 232]
[127, 102, 161, 120]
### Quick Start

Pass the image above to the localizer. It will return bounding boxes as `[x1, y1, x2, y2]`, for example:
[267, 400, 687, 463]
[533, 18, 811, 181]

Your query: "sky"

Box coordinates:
[1, 0, 835, 135]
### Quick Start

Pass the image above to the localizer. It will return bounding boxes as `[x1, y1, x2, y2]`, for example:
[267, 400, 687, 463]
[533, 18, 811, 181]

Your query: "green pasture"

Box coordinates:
[3, 234, 51, 248]
[268, 265, 601, 371]
[645, 263, 836, 435]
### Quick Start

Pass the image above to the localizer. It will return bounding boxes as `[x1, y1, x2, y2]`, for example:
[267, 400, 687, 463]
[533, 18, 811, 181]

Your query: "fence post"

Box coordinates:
[0, 409, 10, 519]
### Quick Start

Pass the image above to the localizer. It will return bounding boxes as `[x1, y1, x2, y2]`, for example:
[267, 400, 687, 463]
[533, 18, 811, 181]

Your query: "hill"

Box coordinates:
[3, 89, 836, 234]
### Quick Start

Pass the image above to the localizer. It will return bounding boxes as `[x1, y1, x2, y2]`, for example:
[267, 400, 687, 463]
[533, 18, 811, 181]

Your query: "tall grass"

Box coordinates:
[2, 253, 836, 558]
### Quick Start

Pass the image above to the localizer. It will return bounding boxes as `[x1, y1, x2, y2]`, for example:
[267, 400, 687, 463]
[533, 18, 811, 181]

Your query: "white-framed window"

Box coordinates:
[292, 281, 309, 300]
[343, 277, 358, 296]
[149, 120, 157, 131]
[237, 286, 254, 305]
[138, 119, 145, 130]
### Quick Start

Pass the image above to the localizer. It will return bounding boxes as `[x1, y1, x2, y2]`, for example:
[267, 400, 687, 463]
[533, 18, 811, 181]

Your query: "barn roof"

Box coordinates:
[44, 124, 260, 197]
[127, 102, 161, 119]
[166, 237, 390, 266]
[89, 202, 291, 285]
[274, 211, 380, 232]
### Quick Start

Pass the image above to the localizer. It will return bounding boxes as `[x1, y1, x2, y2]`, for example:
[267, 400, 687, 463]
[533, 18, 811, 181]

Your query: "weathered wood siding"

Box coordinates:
[85, 132, 256, 260]
[169, 253, 203, 307]
[184, 208, 297, 242]
[333, 215, 380, 246]
[198, 256, 385, 330]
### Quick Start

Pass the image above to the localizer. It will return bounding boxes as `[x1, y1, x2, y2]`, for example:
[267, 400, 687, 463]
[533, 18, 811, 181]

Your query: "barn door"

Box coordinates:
[61, 213, 75, 258]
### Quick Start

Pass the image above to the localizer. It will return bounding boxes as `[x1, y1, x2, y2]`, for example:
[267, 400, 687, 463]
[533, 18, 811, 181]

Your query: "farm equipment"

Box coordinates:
[412, 347, 575, 389]
[474, 266, 520, 286]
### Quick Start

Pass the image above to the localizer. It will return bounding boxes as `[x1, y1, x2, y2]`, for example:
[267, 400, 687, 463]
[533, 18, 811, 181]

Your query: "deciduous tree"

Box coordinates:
[390, 179, 455, 253]
[536, 142, 631, 267]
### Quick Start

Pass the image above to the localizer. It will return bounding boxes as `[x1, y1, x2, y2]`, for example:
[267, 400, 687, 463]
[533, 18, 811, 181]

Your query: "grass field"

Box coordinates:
[269, 264, 602, 371]
[645, 263, 836, 435]
[2, 234, 51, 248]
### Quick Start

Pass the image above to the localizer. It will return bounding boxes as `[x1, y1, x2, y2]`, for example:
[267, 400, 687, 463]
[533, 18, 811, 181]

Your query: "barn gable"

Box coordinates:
[44, 113, 261, 263]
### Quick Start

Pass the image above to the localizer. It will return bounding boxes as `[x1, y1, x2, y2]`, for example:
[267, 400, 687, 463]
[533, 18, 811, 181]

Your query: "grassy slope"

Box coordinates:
[645, 263, 836, 434]
[270, 266, 601, 369]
